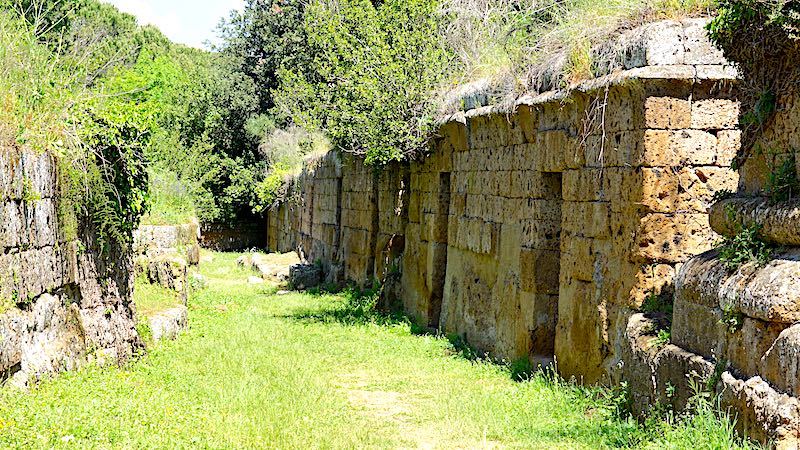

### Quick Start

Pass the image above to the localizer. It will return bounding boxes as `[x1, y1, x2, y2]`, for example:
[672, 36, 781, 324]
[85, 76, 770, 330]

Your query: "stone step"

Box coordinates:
[710, 197, 800, 246]
[625, 314, 800, 446]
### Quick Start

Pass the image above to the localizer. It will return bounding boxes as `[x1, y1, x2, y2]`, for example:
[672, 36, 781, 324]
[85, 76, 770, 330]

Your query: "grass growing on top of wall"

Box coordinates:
[441, 0, 717, 99]
[0, 252, 760, 449]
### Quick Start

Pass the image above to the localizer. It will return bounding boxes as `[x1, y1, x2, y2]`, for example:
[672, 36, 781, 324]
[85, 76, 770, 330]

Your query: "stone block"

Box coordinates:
[289, 263, 323, 290]
[681, 19, 727, 65]
[554, 279, 608, 382]
[677, 248, 800, 324]
[641, 130, 718, 166]
[726, 317, 788, 381]
[672, 298, 726, 360]
[633, 213, 715, 263]
[691, 99, 740, 130]
[762, 324, 800, 398]
[519, 248, 560, 293]
[645, 97, 691, 129]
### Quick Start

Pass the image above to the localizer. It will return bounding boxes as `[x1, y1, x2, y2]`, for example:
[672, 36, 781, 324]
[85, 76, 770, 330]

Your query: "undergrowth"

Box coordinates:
[717, 223, 774, 271]
[765, 153, 800, 203]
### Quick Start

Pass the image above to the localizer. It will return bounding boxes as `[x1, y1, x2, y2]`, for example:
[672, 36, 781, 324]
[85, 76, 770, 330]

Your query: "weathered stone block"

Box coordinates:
[289, 263, 322, 290]
[677, 248, 800, 324]
[645, 97, 691, 129]
[520, 248, 560, 294]
[682, 19, 727, 65]
[691, 99, 740, 130]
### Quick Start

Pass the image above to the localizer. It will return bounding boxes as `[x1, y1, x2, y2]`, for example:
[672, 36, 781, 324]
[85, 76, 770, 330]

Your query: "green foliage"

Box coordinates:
[67, 106, 151, 249]
[0, 251, 762, 449]
[133, 274, 182, 316]
[721, 305, 744, 333]
[711, 188, 736, 203]
[276, 0, 451, 165]
[253, 164, 290, 213]
[134, 315, 152, 347]
[653, 328, 672, 348]
[641, 291, 674, 319]
[707, 1, 800, 163]
[766, 153, 800, 203]
[718, 223, 773, 271]
[21, 177, 40, 203]
[217, 0, 309, 115]
[141, 168, 197, 225]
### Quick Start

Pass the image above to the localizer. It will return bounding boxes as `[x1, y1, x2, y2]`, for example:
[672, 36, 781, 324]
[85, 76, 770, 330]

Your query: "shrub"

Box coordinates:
[141, 168, 198, 225]
[275, 0, 451, 165]
[717, 223, 773, 271]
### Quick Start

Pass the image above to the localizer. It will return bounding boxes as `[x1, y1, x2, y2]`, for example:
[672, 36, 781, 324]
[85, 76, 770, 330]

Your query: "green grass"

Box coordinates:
[133, 275, 183, 316]
[0, 252, 760, 449]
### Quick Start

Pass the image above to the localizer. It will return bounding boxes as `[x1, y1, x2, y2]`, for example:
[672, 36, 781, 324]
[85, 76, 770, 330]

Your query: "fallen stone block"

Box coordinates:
[146, 256, 188, 305]
[148, 306, 188, 342]
[289, 264, 322, 290]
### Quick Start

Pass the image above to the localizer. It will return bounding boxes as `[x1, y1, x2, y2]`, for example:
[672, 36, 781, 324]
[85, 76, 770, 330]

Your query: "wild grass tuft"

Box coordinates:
[439, 0, 717, 111]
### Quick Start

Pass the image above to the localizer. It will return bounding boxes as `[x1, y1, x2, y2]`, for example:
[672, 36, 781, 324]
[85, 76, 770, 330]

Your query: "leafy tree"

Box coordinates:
[275, 0, 451, 165]
[216, 0, 308, 114]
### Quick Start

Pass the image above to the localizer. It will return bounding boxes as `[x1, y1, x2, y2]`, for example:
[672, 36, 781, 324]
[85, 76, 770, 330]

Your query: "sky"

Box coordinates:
[102, 0, 246, 49]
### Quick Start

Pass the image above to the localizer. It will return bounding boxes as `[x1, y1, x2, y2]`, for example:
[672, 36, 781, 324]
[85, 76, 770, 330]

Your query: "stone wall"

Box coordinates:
[201, 220, 267, 251]
[0, 146, 140, 387]
[647, 83, 800, 445]
[261, 18, 800, 442]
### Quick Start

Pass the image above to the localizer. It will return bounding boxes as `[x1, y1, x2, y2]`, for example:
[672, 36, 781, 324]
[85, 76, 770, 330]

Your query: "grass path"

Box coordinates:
[0, 252, 756, 449]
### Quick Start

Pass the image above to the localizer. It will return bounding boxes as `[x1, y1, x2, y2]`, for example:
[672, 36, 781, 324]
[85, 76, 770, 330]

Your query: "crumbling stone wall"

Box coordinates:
[639, 84, 800, 445]
[0, 146, 140, 387]
[266, 18, 800, 440]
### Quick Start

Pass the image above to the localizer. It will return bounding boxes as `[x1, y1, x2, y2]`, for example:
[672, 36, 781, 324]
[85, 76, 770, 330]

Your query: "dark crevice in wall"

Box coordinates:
[334, 176, 343, 262]
[367, 171, 380, 281]
[429, 171, 451, 329]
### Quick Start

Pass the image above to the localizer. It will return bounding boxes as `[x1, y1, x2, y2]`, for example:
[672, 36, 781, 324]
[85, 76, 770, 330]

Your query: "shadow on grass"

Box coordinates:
[287, 284, 430, 334]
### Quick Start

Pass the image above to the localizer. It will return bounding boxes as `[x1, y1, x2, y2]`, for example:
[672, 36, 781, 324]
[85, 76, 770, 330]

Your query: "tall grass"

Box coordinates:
[439, 0, 718, 110]
[140, 168, 198, 225]
[0, 11, 78, 151]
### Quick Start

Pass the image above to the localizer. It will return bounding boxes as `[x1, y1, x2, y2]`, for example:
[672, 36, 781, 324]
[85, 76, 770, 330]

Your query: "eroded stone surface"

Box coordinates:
[676, 248, 800, 323]
[148, 306, 188, 342]
[710, 197, 800, 246]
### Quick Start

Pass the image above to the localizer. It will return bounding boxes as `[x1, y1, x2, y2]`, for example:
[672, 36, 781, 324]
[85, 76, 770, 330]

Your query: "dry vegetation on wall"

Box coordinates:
[437, 0, 718, 112]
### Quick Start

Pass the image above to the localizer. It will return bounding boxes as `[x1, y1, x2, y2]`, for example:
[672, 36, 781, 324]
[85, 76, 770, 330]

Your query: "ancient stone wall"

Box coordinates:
[201, 220, 267, 251]
[646, 84, 800, 445]
[0, 146, 140, 387]
[262, 18, 800, 442]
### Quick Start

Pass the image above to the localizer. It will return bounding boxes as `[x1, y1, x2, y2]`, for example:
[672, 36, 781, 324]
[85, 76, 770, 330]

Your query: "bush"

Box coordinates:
[707, 0, 800, 162]
[275, 0, 451, 165]
[141, 168, 198, 225]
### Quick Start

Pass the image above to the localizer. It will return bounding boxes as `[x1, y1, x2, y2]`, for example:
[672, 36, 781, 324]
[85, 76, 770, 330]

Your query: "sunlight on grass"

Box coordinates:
[0, 252, 760, 449]
[132, 275, 183, 316]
